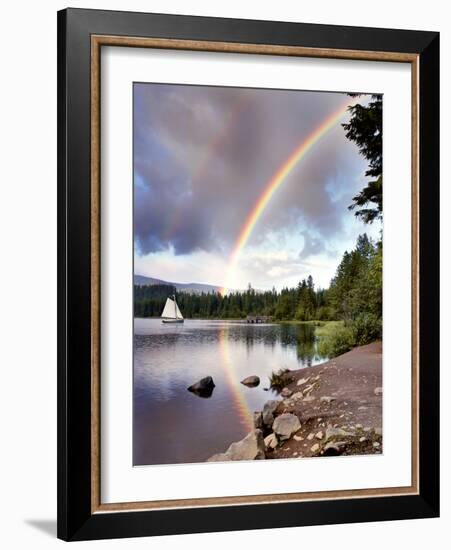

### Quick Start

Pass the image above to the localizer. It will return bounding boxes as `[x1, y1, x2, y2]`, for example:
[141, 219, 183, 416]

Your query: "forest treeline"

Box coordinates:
[134, 233, 381, 331]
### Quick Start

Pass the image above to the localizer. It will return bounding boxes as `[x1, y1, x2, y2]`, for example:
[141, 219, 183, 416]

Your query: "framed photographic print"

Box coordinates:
[57, 8, 439, 541]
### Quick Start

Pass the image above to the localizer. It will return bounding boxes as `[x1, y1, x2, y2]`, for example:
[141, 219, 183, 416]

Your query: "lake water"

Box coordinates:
[133, 318, 328, 466]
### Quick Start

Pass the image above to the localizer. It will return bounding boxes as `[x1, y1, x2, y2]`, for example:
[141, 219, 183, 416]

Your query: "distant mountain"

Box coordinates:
[134, 274, 222, 295]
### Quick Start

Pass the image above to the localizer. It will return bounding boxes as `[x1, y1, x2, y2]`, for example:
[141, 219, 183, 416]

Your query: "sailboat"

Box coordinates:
[161, 295, 184, 324]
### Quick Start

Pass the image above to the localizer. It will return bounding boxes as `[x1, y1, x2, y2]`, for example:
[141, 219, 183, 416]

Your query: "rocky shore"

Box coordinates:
[207, 341, 383, 462]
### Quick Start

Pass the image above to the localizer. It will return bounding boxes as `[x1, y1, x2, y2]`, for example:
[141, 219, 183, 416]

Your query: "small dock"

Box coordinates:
[246, 315, 272, 323]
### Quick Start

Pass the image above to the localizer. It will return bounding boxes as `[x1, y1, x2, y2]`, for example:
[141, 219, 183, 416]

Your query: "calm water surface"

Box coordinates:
[133, 318, 328, 465]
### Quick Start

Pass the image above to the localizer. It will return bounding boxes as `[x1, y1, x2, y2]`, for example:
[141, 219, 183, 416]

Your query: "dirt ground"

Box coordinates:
[267, 341, 383, 459]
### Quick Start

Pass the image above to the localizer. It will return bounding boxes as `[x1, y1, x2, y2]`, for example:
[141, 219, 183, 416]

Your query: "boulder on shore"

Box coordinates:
[187, 376, 215, 398]
[207, 429, 266, 462]
[272, 413, 301, 440]
[253, 411, 263, 429]
[262, 400, 280, 428]
[241, 375, 260, 387]
[264, 432, 278, 450]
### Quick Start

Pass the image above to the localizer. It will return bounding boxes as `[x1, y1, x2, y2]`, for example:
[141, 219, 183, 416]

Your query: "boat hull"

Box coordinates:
[162, 319, 184, 324]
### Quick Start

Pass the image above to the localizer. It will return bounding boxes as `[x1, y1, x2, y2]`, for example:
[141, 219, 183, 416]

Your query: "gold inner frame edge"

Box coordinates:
[90, 35, 420, 514]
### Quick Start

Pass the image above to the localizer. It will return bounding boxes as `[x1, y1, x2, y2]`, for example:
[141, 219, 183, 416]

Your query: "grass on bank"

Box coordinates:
[315, 314, 382, 358]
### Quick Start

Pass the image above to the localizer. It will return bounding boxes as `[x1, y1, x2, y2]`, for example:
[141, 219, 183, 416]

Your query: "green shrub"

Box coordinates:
[350, 313, 382, 346]
[317, 325, 355, 358]
[315, 320, 344, 338]
[316, 315, 382, 358]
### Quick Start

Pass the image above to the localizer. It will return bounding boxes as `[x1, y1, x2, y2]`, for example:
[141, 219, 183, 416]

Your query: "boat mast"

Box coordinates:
[174, 294, 177, 320]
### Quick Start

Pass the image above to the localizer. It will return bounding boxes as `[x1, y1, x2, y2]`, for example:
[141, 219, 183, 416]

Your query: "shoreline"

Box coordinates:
[208, 341, 383, 461]
[135, 316, 335, 324]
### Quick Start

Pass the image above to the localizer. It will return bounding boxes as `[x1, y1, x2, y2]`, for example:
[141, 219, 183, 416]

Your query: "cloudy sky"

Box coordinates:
[134, 83, 381, 291]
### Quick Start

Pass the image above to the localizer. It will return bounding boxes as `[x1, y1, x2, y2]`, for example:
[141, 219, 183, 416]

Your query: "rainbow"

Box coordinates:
[218, 326, 254, 431]
[220, 98, 354, 295]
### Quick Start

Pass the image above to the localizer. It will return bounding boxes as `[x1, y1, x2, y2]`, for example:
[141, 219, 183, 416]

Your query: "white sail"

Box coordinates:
[161, 297, 176, 319]
[174, 300, 184, 320]
[161, 295, 184, 321]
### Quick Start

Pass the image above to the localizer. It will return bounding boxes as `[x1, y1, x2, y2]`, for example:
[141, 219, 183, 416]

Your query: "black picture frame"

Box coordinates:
[57, 7, 439, 541]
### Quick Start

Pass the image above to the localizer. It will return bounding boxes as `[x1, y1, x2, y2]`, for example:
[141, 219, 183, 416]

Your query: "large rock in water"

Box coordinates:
[241, 375, 260, 387]
[207, 430, 266, 462]
[187, 376, 215, 398]
[272, 413, 301, 440]
[262, 400, 279, 428]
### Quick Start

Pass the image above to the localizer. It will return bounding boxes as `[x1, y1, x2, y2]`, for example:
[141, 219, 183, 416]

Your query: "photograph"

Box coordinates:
[133, 83, 383, 466]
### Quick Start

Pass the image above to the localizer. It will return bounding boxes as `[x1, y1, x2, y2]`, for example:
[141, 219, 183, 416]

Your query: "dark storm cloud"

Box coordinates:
[133, 83, 369, 256]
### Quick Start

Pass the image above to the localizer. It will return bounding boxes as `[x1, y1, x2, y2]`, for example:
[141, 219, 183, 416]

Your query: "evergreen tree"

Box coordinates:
[343, 94, 382, 224]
